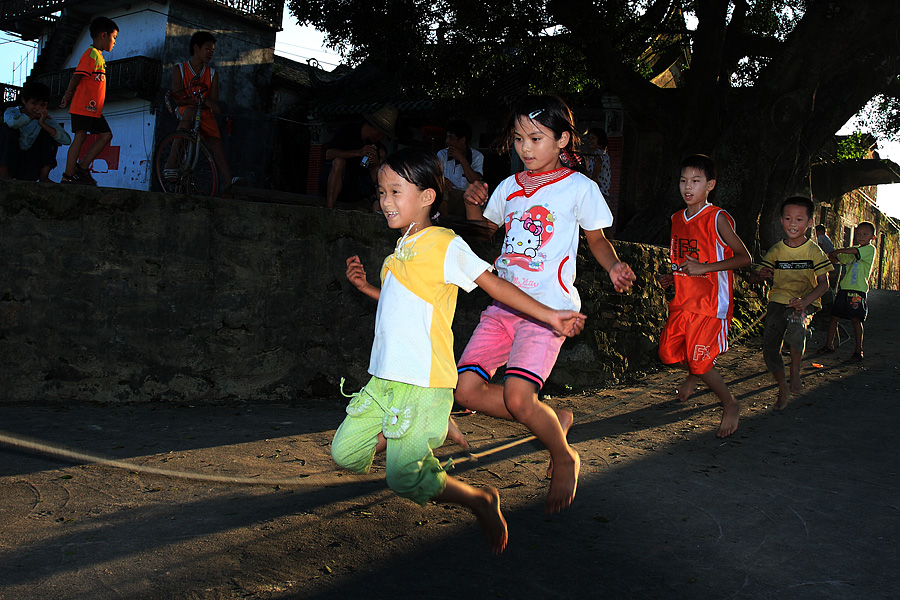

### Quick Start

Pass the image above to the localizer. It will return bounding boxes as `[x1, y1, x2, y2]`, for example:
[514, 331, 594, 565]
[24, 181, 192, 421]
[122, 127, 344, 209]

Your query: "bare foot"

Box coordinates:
[472, 486, 508, 554]
[789, 372, 802, 394]
[547, 408, 574, 479]
[446, 416, 470, 450]
[677, 374, 698, 401]
[547, 408, 575, 479]
[774, 383, 790, 411]
[716, 396, 740, 438]
[546, 447, 580, 514]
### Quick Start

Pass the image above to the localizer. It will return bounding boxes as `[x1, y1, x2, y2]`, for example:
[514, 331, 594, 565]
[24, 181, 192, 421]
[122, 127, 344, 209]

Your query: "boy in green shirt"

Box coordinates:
[817, 221, 876, 362]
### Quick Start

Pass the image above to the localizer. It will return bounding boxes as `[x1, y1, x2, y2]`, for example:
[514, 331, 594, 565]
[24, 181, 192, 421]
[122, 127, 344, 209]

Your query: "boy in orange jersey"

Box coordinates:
[59, 16, 117, 185]
[657, 154, 751, 438]
[169, 31, 241, 188]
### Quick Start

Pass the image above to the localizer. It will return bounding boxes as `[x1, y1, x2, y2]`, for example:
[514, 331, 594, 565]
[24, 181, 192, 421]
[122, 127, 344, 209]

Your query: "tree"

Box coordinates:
[288, 0, 900, 250]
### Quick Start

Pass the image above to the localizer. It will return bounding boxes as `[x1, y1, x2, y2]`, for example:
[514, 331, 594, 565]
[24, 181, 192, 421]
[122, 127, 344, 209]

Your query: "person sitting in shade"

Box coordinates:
[320, 105, 398, 210]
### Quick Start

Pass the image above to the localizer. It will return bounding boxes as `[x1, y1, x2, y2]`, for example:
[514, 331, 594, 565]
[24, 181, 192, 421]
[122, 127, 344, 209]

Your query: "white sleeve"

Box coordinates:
[482, 176, 512, 226]
[574, 175, 613, 231]
[471, 150, 484, 176]
[444, 236, 492, 292]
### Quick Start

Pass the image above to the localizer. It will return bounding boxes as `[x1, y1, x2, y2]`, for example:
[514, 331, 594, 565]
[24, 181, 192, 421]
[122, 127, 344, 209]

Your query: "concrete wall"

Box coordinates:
[0, 181, 766, 404]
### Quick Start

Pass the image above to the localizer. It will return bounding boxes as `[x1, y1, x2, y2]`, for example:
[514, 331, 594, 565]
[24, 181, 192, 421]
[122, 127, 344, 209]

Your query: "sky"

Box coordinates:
[2, 19, 899, 219]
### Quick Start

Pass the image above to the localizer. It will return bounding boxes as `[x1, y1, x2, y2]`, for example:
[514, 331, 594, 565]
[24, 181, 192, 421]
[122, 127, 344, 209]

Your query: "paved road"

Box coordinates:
[1, 291, 898, 600]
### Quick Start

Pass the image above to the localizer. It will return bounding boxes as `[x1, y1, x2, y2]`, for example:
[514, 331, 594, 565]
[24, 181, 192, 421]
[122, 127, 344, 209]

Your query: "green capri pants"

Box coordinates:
[331, 376, 452, 505]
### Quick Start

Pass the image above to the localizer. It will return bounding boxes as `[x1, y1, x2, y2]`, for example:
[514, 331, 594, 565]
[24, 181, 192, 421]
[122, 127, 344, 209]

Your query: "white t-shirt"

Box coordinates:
[484, 168, 613, 311]
[437, 147, 484, 190]
[369, 226, 491, 388]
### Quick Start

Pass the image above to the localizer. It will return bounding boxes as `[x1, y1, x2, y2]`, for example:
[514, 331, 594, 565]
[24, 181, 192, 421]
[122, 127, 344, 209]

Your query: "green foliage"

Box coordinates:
[836, 131, 870, 160]
[857, 93, 900, 143]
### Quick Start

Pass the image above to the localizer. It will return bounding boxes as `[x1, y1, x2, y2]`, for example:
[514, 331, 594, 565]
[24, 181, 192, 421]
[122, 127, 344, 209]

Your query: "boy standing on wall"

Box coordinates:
[59, 16, 117, 185]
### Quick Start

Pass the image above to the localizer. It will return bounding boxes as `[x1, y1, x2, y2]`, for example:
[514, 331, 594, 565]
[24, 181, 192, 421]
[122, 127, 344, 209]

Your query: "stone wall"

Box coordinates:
[0, 181, 766, 404]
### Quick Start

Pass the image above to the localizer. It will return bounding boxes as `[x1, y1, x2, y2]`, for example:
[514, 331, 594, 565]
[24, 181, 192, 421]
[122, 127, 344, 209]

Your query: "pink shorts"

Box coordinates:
[658, 309, 729, 375]
[457, 303, 566, 390]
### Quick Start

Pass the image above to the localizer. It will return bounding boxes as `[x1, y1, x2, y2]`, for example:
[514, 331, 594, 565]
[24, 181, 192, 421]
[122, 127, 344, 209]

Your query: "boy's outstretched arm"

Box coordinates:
[679, 213, 751, 276]
[584, 229, 635, 293]
[747, 266, 774, 284]
[787, 273, 830, 311]
[474, 271, 585, 337]
[59, 73, 84, 108]
[345, 255, 380, 301]
[828, 247, 860, 262]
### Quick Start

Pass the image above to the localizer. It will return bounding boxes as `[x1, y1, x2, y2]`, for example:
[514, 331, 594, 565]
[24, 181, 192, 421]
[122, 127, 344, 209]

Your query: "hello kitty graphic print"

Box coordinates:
[485, 168, 613, 311]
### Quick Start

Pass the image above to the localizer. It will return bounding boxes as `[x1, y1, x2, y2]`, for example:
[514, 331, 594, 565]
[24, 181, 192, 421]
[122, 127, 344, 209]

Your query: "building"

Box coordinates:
[0, 0, 282, 189]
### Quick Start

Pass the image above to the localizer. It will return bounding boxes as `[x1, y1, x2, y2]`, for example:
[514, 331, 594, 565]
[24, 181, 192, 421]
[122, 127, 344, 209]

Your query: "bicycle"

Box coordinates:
[154, 80, 219, 197]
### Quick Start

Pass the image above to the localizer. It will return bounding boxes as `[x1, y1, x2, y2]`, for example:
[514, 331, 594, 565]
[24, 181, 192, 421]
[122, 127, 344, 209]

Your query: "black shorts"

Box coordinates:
[831, 289, 868, 321]
[70, 114, 111, 134]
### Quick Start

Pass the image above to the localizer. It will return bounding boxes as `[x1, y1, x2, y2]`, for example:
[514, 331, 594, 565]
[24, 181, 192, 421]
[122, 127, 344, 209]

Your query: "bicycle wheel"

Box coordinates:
[154, 131, 219, 197]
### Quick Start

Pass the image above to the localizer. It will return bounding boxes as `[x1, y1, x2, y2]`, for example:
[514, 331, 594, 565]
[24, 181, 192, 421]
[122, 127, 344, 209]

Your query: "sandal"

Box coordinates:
[849, 352, 864, 362]
[816, 345, 835, 354]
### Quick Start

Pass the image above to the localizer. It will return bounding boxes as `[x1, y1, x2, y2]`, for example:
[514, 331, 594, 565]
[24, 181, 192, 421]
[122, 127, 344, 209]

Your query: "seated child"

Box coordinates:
[749, 197, 832, 410]
[1, 81, 71, 182]
[436, 119, 483, 217]
[817, 221, 877, 362]
[170, 31, 242, 188]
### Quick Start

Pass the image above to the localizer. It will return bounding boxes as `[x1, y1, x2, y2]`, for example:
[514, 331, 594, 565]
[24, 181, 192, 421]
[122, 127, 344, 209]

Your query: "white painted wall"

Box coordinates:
[63, 2, 170, 67]
[48, 98, 158, 189]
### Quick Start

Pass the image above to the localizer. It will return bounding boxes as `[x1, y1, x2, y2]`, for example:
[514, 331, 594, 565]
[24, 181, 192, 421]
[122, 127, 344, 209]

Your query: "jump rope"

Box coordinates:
[3, 307, 843, 489]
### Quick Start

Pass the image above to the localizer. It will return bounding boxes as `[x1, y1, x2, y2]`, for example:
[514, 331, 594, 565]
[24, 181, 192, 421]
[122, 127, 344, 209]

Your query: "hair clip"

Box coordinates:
[528, 109, 544, 119]
[431, 211, 441, 221]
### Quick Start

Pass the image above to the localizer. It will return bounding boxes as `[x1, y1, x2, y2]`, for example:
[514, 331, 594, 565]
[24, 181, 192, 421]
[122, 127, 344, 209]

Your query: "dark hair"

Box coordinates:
[588, 127, 608, 149]
[781, 196, 814, 219]
[89, 17, 118, 38]
[446, 119, 472, 143]
[856, 221, 876, 235]
[20, 81, 50, 103]
[382, 147, 446, 212]
[815, 224, 826, 234]
[380, 147, 493, 240]
[499, 94, 579, 157]
[680, 154, 717, 181]
[189, 31, 217, 55]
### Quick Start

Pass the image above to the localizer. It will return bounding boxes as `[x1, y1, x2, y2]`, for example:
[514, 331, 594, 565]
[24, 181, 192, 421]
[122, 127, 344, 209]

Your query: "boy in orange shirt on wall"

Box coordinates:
[59, 16, 118, 185]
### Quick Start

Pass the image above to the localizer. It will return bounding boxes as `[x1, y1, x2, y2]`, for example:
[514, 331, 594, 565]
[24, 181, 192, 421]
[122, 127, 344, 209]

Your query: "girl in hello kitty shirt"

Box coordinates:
[458, 94, 636, 515]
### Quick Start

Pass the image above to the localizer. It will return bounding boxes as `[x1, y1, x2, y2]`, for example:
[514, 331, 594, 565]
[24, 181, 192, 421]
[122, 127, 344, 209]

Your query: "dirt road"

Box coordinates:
[2, 291, 898, 599]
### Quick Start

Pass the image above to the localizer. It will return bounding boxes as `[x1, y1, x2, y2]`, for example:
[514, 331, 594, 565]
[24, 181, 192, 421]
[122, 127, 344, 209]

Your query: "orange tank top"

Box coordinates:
[177, 61, 215, 103]
[668, 203, 735, 320]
